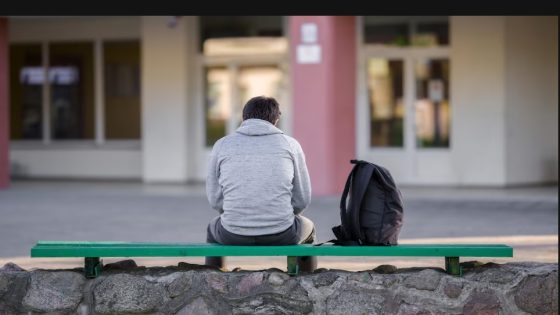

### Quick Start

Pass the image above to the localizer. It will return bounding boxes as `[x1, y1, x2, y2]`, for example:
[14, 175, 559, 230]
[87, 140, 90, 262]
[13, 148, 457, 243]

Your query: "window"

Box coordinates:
[201, 16, 287, 147]
[415, 58, 450, 148]
[205, 67, 229, 147]
[364, 16, 449, 47]
[9, 44, 43, 140]
[364, 23, 409, 46]
[204, 65, 285, 147]
[9, 40, 141, 142]
[237, 65, 283, 117]
[367, 58, 404, 147]
[104, 41, 141, 139]
[49, 42, 95, 139]
[363, 16, 450, 150]
[415, 22, 449, 46]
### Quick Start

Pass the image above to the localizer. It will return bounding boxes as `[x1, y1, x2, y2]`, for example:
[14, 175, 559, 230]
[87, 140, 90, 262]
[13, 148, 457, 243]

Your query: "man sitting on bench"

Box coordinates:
[205, 95, 316, 272]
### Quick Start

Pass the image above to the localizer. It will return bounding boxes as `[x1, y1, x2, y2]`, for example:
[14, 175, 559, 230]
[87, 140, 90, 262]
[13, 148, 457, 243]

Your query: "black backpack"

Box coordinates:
[331, 159, 404, 246]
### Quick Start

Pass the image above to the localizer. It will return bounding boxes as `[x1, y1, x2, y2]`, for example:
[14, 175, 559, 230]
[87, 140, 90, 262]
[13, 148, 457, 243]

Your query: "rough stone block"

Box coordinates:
[22, 271, 85, 313]
[93, 273, 165, 314]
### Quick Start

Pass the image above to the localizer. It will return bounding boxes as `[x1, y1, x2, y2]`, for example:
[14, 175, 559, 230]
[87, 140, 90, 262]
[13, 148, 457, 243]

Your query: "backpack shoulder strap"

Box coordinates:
[338, 160, 375, 244]
[335, 163, 358, 241]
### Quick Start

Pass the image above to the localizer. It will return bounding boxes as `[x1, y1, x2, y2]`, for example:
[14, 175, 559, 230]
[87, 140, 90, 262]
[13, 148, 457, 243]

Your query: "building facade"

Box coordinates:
[0, 16, 557, 195]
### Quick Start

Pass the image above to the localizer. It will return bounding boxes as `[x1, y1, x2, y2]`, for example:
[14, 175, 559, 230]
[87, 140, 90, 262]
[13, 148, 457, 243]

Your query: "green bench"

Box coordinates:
[31, 241, 513, 278]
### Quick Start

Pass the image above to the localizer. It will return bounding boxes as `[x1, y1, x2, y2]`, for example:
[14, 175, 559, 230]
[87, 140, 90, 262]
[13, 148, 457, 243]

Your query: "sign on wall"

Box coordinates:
[301, 23, 318, 43]
[297, 45, 321, 64]
[297, 22, 321, 64]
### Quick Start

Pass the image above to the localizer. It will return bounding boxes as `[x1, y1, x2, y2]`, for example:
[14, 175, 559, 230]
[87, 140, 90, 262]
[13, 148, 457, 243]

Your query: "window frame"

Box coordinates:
[198, 16, 291, 149]
[9, 38, 142, 149]
[358, 17, 451, 155]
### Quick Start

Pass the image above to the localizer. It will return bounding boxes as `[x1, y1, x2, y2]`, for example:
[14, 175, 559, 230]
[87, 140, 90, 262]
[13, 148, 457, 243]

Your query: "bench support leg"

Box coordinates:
[287, 256, 299, 276]
[85, 257, 103, 279]
[445, 256, 462, 276]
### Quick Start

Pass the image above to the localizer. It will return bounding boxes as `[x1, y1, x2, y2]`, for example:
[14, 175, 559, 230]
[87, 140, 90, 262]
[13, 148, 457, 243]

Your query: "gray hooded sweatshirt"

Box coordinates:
[206, 118, 312, 236]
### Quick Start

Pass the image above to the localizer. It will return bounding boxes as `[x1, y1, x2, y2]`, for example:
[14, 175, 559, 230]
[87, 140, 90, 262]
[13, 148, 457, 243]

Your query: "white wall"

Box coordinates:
[10, 147, 142, 179]
[141, 16, 197, 183]
[450, 16, 507, 185]
[504, 16, 558, 184]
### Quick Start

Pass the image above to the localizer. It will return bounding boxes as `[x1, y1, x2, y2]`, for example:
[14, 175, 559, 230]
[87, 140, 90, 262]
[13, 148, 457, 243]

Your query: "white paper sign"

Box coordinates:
[301, 23, 318, 43]
[297, 44, 322, 64]
[428, 79, 444, 102]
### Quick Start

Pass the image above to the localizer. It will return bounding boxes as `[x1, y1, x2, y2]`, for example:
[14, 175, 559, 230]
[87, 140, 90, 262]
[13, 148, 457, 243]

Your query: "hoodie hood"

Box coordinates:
[235, 119, 284, 136]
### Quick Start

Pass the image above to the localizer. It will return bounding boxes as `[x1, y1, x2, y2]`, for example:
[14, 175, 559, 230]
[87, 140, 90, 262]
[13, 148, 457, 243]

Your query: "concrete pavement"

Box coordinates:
[0, 180, 557, 271]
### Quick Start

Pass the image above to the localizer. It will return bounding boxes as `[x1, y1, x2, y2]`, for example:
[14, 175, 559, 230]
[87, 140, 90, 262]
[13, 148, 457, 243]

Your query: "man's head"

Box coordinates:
[242, 96, 281, 125]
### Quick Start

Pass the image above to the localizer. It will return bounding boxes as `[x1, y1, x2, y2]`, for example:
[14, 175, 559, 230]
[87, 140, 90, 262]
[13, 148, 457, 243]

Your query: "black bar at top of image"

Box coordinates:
[1, 0, 559, 16]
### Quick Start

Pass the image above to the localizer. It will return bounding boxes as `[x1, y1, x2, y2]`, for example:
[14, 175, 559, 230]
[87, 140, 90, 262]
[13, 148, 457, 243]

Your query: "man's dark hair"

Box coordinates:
[242, 96, 281, 124]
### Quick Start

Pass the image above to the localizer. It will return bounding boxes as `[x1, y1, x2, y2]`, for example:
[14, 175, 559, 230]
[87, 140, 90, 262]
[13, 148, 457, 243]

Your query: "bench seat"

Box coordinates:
[31, 241, 513, 278]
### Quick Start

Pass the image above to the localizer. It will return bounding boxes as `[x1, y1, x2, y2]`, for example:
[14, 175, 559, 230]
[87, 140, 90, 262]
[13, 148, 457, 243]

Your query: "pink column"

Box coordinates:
[290, 16, 356, 196]
[0, 18, 8, 189]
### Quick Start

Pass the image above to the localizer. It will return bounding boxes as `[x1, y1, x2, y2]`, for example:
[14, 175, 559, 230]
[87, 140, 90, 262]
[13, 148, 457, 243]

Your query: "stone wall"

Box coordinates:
[0, 261, 557, 314]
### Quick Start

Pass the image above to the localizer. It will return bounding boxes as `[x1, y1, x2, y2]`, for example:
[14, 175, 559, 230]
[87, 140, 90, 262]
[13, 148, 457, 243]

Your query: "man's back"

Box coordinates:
[206, 118, 311, 236]
[204, 95, 316, 271]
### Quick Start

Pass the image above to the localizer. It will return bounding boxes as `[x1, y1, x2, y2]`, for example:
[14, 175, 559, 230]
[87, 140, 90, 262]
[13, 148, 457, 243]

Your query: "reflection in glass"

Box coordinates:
[104, 41, 141, 139]
[364, 23, 409, 46]
[415, 59, 450, 148]
[367, 58, 404, 147]
[49, 42, 95, 139]
[205, 66, 283, 147]
[236, 66, 282, 127]
[205, 67, 230, 146]
[9, 44, 42, 139]
[415, 22, 449, 46]
[363, 16, 449, 47]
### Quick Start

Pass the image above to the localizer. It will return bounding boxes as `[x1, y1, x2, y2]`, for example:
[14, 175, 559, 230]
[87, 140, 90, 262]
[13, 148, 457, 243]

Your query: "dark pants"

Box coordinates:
[205, 215, 317, 272]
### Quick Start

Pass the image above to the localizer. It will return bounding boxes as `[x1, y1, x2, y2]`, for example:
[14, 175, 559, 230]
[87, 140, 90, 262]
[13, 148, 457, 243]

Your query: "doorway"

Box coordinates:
[195, 35, 290, 180]
[358, 45, 452, 184]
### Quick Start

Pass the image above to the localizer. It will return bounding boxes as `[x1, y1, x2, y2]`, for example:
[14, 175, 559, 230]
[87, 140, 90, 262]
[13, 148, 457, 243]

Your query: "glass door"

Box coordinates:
[360, 47, 450, 183]
[366, 57, 405, 148]
[204, 66, 230, 147]
[413, 58, 450, 148]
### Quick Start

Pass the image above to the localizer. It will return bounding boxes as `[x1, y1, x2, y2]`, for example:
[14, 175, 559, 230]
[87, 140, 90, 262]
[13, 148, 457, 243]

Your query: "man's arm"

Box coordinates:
[291, 141, 312, 214]
[206, 138, 224, 213]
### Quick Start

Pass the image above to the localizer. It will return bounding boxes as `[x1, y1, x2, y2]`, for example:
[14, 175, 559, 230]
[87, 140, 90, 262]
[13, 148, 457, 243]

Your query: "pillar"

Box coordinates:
[290, 16, 356, 196]
[140, 16, 196, 183]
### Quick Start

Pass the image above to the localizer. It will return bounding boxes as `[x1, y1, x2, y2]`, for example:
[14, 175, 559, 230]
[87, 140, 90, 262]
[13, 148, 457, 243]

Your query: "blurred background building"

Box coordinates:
[0, 16, 557, 195]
